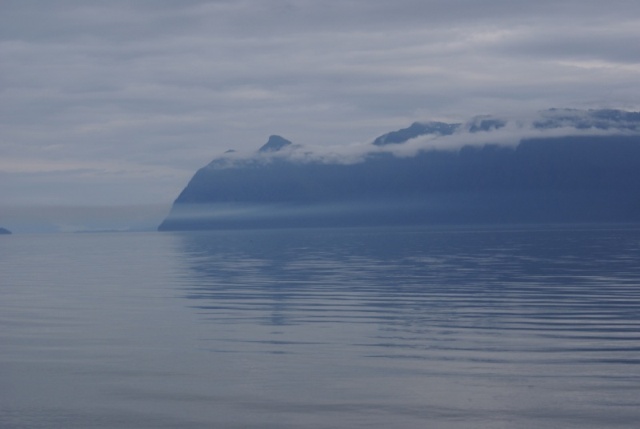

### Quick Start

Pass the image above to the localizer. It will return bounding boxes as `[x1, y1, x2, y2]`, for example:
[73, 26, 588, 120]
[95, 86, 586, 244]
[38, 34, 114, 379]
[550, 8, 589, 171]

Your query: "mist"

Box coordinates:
[1, 204, 170, 234]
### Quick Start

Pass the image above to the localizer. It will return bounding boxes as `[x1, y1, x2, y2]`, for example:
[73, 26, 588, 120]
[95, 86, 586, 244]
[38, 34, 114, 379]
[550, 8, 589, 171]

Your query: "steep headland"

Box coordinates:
[159, 109, 640, 231]
[0, 227, 12, 235]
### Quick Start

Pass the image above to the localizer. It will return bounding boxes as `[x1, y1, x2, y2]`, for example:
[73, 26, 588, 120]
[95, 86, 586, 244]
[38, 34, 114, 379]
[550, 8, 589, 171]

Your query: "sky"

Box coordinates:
[2, 0, 640, 232]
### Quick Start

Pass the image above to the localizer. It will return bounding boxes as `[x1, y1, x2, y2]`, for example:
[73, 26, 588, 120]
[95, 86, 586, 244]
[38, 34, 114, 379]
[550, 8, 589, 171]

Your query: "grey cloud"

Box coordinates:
[4, 1, 639, 41]
[0, 0, 205, 43]
[493, 24, 640, 64]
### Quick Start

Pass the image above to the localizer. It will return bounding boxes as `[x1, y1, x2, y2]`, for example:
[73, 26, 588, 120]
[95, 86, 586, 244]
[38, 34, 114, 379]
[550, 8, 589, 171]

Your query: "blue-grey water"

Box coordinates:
[2, 225, 640, 428]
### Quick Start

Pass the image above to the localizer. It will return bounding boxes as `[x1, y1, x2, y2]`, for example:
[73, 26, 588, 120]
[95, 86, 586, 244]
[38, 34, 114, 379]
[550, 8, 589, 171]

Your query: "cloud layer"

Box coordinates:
[212, 109, 640, 166]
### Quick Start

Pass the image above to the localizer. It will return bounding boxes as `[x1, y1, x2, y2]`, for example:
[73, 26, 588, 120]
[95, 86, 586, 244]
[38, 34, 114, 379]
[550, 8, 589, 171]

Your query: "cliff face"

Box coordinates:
[0, 228, 12, 235]
[159, 109, 640, 231]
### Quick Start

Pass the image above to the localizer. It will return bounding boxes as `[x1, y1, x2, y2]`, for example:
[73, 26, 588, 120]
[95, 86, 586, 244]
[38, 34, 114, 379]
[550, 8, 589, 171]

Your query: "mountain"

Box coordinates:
[158, 109, 640, 231]
[258, 135, 293, 152]
[0, 227, 12, 235]
[372, 121, 460, 146]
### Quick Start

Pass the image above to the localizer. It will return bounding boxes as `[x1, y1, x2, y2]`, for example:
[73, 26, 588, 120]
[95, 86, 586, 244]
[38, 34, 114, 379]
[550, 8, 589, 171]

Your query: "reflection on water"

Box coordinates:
[176, 226, 640, 427]
[1, 226, 640, 428]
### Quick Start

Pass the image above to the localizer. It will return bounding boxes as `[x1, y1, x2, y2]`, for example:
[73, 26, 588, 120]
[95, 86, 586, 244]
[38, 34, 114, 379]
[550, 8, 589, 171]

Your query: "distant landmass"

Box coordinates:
[0, 227, 12, 235]
[159, 109, 640, 231]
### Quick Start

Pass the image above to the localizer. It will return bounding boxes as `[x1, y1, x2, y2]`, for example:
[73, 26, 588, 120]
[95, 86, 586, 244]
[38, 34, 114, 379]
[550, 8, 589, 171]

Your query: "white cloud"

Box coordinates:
[214, 111, 640, 166]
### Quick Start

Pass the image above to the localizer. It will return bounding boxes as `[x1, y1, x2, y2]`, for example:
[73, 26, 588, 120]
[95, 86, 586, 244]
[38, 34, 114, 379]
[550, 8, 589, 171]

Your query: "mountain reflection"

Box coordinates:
[174, 225, 640, 336]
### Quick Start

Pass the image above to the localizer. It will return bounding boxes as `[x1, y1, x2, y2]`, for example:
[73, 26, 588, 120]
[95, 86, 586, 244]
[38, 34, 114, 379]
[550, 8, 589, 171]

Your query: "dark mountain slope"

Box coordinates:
[159, 110, 640, 231]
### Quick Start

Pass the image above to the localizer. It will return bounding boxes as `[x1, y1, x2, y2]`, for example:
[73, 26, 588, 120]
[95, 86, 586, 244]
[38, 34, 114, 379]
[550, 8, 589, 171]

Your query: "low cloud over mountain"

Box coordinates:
[159, 109, 640, 230]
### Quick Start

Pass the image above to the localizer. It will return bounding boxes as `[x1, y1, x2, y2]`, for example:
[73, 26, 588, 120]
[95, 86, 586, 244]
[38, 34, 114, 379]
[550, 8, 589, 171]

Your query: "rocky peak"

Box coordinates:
[258, 135, 293, 153]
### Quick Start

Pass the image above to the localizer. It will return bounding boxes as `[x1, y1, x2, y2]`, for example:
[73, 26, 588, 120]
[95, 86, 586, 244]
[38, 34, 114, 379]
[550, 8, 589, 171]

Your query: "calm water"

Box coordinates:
[2, 226, 640, 428]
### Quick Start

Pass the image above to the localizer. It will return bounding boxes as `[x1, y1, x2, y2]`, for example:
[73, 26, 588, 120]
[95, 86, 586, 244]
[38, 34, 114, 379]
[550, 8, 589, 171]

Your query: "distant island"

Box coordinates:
[0, 227, 12, 235]
[159, 109, 640, 231]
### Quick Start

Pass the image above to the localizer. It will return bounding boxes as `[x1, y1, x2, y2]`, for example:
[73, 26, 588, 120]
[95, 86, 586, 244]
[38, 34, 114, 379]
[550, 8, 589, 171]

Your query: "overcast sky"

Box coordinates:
[2, 0, 640, 231]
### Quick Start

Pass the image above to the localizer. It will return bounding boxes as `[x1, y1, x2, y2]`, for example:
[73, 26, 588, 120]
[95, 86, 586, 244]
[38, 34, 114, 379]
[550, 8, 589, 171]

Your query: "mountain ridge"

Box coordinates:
[159, 108, 640, 231]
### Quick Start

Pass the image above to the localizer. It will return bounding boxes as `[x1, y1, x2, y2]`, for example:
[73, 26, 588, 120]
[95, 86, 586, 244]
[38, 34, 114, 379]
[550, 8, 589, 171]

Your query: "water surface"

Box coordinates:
[2, 226, 640, 428]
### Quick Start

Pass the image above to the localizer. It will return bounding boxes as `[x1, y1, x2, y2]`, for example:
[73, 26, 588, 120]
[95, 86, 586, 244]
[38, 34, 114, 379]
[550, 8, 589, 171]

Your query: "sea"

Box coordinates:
[1, 225, 640, 429]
